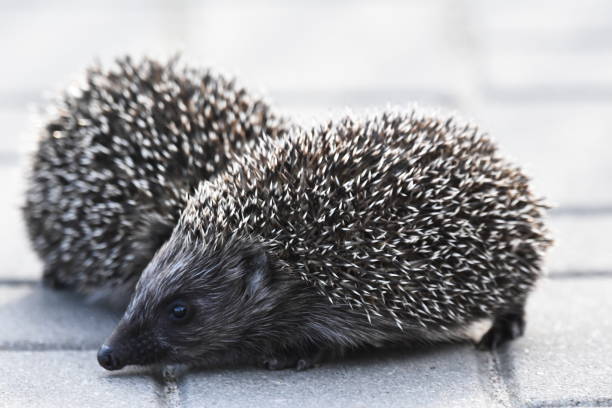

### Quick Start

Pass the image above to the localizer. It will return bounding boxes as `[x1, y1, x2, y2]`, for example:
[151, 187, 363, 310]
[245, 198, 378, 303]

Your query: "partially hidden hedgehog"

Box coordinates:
[23, 56, 288, 304]
[96, 111, 551, 371]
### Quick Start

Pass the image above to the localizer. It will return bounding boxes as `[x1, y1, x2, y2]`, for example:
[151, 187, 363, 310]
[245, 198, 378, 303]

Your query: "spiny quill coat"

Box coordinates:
[23, 56, 288, 303]
[97, 110, 551, 371]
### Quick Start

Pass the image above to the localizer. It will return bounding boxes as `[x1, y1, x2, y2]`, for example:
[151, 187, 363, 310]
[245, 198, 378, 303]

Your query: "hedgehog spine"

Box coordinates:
[23, 56, 289, 301]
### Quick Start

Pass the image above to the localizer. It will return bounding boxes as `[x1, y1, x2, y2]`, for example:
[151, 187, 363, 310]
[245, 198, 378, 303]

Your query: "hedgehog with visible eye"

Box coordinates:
[97, 110, 551, 371]
[23, 56, 288, 303]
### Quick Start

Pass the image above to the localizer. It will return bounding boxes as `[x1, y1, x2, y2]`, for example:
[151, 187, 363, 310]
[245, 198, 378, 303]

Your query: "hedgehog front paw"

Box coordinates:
[477, 309, 525, 351]
[260, 355, 299, 370]
[295, 355, 320, 371]
[260, 349, 326, 371]
[42, 267, 71, 290]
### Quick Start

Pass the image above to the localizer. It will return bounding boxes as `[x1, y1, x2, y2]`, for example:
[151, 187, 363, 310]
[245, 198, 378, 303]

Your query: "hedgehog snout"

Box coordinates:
[98, 325, 132, 371]
[97, 344, 125, 371]
[98, 321, 170, 371]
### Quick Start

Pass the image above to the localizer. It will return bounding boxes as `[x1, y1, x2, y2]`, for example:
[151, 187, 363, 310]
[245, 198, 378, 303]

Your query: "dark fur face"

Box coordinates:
[98, 233, 281, 370]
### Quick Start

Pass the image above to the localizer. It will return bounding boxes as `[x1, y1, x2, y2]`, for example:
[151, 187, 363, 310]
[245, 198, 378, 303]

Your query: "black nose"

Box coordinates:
[97, 344, 123, 371]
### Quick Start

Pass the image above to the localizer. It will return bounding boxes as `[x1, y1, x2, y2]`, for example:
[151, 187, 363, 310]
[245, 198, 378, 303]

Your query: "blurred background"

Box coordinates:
[0, 1, 611, 407]
[2, 0, 611, 281]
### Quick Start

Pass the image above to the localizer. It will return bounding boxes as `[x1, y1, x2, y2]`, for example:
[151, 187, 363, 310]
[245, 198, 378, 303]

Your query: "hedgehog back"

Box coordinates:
[182, 111, 551, 332]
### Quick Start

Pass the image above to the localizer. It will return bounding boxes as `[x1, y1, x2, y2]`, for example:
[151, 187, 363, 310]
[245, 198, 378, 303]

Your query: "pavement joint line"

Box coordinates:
[0, 88, 461, 110]
[4, 270, 611, 288]
[0, 152, 21, 165]
[155, 365, 183, 408]
[0, 278, 38, 286]
[549, 206, 612, 216]
[477, 349, 516, 408]
[0, 344, 100, 352]
[495, 344, 532, 408]
[4, 84, 612, 107]
[482, 85, 612, 103]
[525, 397, 612, 408]
[548, 270, 612, 279]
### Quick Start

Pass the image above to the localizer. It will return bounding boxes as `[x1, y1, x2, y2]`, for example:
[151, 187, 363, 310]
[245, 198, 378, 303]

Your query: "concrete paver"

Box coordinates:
[499, 279, 612, 406]
[474, 0, 612, 33]
[0, 109, 34, 155]
[0, 5, 174, 103]
[0, 164, 43, 280]
[0, 350, 159, 408]
[182, 3, 465, 94]
[181, 345, 495, 408]
[547, 216, 612, 275]
[0, 2, 468, 108]
[474, 0, 612, 91]
[0, 1, 611, 407]
[0, 285, 118, 350]
[475, 103, 612, 207]
[482, 52, 612, 92]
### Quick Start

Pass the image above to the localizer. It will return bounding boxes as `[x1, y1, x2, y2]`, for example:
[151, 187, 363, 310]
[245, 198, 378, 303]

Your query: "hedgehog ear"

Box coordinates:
[243, 247, 270, 298]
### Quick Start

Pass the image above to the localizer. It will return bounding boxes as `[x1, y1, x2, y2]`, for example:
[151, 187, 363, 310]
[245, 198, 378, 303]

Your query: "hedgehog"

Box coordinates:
[23, 56, 288, 303]
[96, 110, 551, 371]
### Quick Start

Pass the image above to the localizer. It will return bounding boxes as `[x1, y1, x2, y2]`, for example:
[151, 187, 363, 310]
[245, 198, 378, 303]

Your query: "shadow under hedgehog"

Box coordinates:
[23, 56, 289, 307]
[95, 110, 551, 371]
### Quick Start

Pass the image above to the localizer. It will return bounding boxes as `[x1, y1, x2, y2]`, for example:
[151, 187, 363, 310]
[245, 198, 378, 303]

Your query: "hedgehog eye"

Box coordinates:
[168, 301, 191, 323]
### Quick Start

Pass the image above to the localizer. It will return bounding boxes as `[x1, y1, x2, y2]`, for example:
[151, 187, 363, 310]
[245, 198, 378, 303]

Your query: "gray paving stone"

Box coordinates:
[547, 216, 612, 275]
[0, 350, 159, 408]
[0, 285, 119, 349]
[473, 0, 612, 52]
[0, 1, 609, 407]
[474, 102, 612, 206]
[482, 52, 612, 93]
[0, 164, 42, 280]
[181, 2, 466, 96]
[0, 4, 182, 103]
[500, 279, 612, 406]
[0, 109, 34, 155]
[181, 345, 495, 408]
[0, 2, 474, 111]
[474, 0, 612, 32]
[473, 0, 612, 92]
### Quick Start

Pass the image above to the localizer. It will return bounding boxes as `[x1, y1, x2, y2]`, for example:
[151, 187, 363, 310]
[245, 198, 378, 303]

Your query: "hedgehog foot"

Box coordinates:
[295, 351, 325, 371]
[42, 267, 72, 290]
[477, 308, 525, 351]
[260, 355, 299, 370]
[260, 349, 326, 371]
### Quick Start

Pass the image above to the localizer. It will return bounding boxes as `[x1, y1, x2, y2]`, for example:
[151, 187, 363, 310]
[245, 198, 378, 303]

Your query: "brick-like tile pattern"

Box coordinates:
[0, 1, 611, 407]
[0, 351, 159, 408]
[0, 285, 119, 350]
[547, 216, 612, 275]
[0, 164, 43, 280]
[181, 346, 496, 408]
[498, 279, 612, 406]
[474, 103, 612, 207]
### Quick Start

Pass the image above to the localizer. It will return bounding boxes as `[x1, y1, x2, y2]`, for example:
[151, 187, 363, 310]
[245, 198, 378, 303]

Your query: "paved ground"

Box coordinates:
[1, 1, 611, 407]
